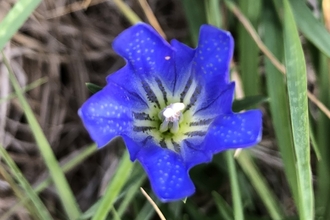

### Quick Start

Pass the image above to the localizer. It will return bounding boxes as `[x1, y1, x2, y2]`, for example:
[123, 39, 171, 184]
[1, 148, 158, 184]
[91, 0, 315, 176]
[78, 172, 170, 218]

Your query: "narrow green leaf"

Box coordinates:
[205, 0, 222, 28]
[0, 0, 41, 51]
[315, 53, 330, 218]
[237, 0, 262, 97]
[289, 0, 330, 58]
[111, 208, 122, 220]
[92, 151, 134, 220]
[113, 0, 141, 24]
[237, 151, 283, 219]
[1, 144, 97, 220]
[117, 167, 146, 217]
[262, 2, 299, 210]
[135, 200, 156, 220]
[212, 191, 234, 220]
[226, 151, 243, 220]
[0, 77, 47, 104]
[283, 0, 314, 219]
[232, 95, 268, 112]
[86, 83, 103, 94]
[181, 0, 206, 46]
[2, 52, 81, 220]
[185, 200, 210, 220]
[0, 164, 43, 220]
[0, 145, 53, 220]
[309, 119, 321, 161]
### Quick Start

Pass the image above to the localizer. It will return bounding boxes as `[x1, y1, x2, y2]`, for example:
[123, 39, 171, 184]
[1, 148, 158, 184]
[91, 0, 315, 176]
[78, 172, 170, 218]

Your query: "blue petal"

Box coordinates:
[204, 110, 262, 154]
[170, 39, 195, 94]
[106, 65, 149, 108]
[194, 82, 235, 117]
[111, 23, 177, 92]
[137, 145, 195, 202]
[121, 135, 143, 161]
[78, 83, 135, 147]
[193, 25, 234, 96]
[181, 140, 212, 170]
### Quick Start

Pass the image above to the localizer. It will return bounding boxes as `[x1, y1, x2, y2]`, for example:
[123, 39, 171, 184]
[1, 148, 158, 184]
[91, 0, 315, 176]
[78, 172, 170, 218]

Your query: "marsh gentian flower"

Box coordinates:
[79, 23, 262, 202]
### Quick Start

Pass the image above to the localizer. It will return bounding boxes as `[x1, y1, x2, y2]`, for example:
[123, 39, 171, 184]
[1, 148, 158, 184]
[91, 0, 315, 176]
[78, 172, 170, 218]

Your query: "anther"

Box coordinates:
[158, 103, 185, 134]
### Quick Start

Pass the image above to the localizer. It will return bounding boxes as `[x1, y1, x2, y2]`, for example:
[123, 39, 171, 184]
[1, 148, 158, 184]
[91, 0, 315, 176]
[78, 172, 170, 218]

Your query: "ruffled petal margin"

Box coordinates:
[204, 110, 262, 154]
[78, 83, 134, 147]
[136, 145, 195, 202]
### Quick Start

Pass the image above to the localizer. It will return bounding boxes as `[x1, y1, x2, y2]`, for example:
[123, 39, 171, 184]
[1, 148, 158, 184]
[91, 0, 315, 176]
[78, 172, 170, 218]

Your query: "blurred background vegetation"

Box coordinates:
[0, 0, 330, 219]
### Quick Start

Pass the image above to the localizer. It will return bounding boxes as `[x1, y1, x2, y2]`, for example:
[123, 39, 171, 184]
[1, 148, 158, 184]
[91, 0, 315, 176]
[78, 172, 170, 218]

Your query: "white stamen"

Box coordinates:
[163, 108, 175, 119]
[159, 103, 185, 133]
[159, 120, 169, 133]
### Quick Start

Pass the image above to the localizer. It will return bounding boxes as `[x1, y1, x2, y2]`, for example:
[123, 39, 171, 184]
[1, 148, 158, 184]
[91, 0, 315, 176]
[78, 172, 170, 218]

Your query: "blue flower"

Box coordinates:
[78, 23, 262, 202]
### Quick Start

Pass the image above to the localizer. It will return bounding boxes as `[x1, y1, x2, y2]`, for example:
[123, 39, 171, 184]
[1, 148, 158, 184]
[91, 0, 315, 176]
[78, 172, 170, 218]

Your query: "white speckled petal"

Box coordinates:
[194, 82, 235, 117]
[137, 145, 195, 202]
[169, 39, 195, 94]
[111, 23, 177, 91]
[204, 110, 262, 154]
[181, 140, 213, 170]
[78, 83, 135, 147]
[193, 25, 234, 96]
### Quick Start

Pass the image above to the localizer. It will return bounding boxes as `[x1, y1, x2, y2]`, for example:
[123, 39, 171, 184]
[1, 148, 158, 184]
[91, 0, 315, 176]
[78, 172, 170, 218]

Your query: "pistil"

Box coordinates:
[158, 103, 185, 134]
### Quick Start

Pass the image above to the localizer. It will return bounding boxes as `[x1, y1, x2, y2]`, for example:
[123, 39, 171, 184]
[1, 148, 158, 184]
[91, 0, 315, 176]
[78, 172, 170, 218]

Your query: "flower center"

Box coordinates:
[158, 103, 185, 134]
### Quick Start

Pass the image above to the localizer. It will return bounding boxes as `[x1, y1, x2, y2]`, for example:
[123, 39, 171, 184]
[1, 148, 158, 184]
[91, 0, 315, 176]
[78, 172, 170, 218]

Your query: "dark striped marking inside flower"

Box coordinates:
[155, 77, 168, 104]
[141, 80, 161, 109]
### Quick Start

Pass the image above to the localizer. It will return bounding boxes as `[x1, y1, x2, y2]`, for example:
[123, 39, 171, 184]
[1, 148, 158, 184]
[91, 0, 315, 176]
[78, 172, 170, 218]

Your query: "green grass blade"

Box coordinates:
[0, 145, 53, 219]
[79, 162, 145, 220]
[185, 201, 210, 220]
[111, 208, 121, 220]
[226, 151, 243, 220]
[232, 95, 268, 112]
[315, 52, 330, 218]
[289, 0, 330, 58]
[237, 151, 284, 219]
[309, 119, 321, 161]
[283, 0, 314, 219]
[262, 3, 299, 209]
[237, 0, 262, 97]
[0, 163, 42, 219]
[135, 200, 156, 220]
[205, 0, 222, 28]
[0, 77, 47, 104]
[86, 83, 103, 94]
[91, 151, 133, 220]
[117, 168, 146, 217]
[212, 191, 234, 220]
[181, 0, 207, 46]
[113, 0, 141, 24]
[0, 0, 41, 51]
[2, 52, 81, 219]
[1, 144, 97, 220]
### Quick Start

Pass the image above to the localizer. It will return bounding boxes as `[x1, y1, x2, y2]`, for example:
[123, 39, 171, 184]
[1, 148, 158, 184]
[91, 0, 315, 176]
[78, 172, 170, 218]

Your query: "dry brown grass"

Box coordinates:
[0, 0, 187, 218]
[0, 0, 293, 219]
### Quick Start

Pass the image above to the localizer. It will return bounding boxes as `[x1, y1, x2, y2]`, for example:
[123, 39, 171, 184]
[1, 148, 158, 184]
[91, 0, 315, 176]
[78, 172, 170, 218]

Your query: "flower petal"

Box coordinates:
[121, 135, 143, 161]
[204, 110, 262, 154]
[111, 23, 177, 92]
[106, 65, 150, 108]
[78, 83, 135, 147]
[137, 145, 195, 202]
[194, 82, 235, 117]
[181, 140, 212, 170]
[170, 39, 195, 94]
[193, 25, 234, 94]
